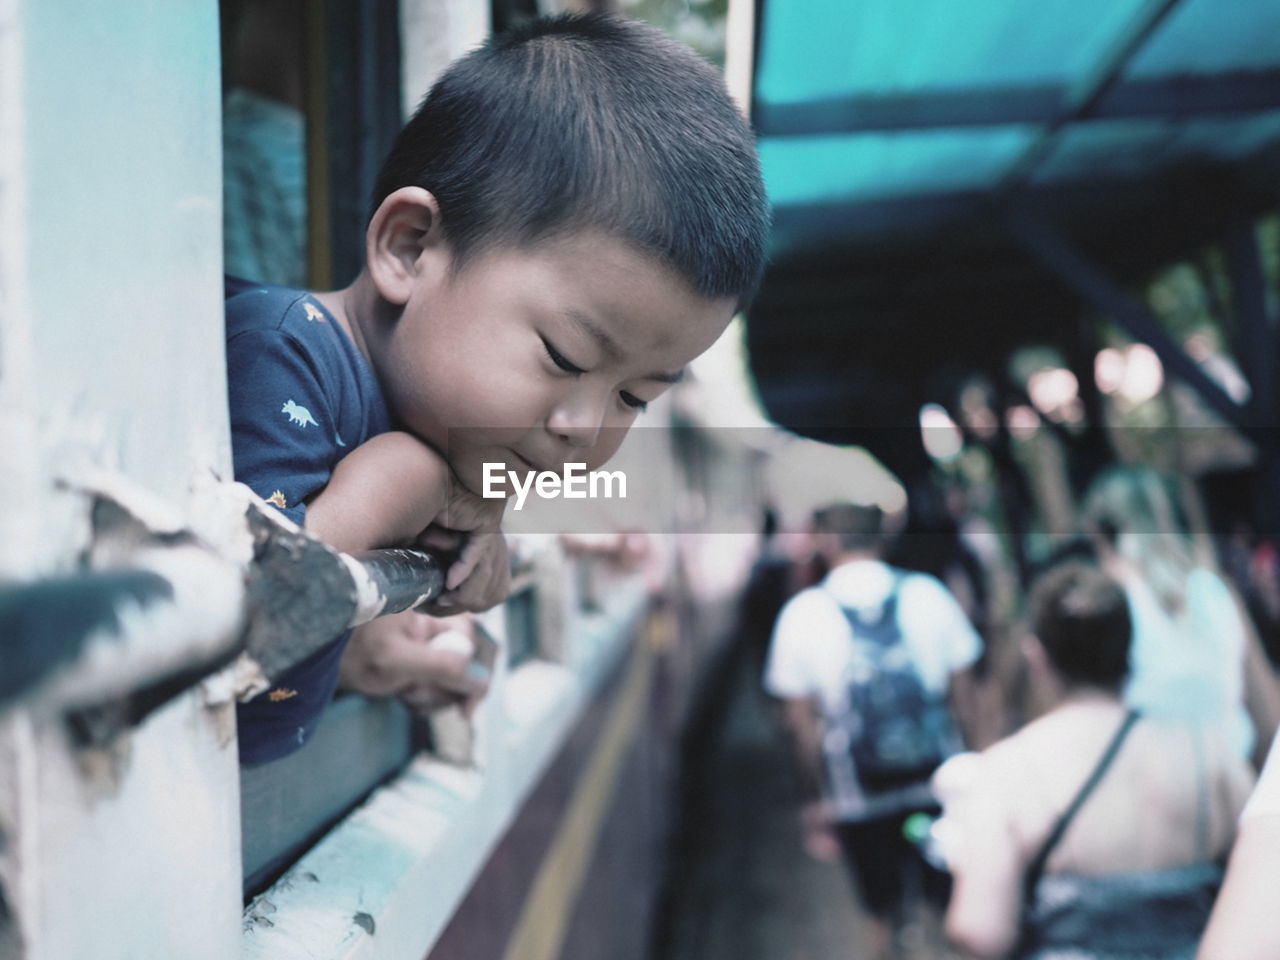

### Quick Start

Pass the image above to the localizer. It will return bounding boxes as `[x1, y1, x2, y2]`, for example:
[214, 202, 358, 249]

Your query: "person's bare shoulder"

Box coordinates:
[971, 716, 1081, 849]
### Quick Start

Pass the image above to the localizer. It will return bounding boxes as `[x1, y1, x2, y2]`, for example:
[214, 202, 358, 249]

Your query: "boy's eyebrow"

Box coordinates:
[566, 309, 684, 383]
[567, 309, 623, 362]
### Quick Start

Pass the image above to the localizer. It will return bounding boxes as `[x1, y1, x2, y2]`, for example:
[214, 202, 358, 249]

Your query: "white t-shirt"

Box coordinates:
[763, 560, 982, 820]
[1123, 568, 1253, 758]
[764, 559, 982, 714]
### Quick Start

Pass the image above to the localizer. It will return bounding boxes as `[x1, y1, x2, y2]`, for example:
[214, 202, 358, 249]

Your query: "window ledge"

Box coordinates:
[242, 577, 650, 960]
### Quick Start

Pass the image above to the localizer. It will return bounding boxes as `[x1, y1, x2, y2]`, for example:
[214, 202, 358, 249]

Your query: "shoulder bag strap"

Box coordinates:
[1021, 709, 1142, 905]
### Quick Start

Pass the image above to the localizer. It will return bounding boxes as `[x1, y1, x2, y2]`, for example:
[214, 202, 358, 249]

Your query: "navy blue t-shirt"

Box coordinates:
[225, 277, 392, 765]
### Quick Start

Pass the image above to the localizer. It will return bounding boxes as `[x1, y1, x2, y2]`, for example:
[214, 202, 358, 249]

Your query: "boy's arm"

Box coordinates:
[304, 431, 450, 554]
[306, 431, 511, 611]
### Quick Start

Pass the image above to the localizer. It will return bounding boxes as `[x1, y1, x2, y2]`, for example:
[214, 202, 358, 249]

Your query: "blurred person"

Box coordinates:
[738, 506, 798, 673]
[1082, 466, 1256, 759]
[1196, 730, 1280, 959]
[938, 562, 1253, 959]
[764, 501, 981, 959]
[1219, 520, 1280, 666]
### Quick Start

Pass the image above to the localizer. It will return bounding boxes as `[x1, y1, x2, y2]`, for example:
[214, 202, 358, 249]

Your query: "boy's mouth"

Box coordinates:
[509, 450, 547, 474]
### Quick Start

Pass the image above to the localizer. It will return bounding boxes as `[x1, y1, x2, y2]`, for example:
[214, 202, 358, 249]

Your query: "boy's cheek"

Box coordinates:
[581, 425, 633, 471]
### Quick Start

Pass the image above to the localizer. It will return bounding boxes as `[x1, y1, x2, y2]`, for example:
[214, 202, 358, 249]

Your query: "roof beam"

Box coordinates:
[1005, 208, 1261, 445]
[999, 0, 1185, 190]
[753, 69, 1280, 137]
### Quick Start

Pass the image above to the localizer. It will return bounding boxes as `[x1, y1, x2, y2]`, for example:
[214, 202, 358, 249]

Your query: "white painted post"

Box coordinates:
[0, 3, 243, 958]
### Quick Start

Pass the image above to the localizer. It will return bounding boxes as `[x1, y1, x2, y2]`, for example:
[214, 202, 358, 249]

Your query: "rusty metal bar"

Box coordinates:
[349, 548, 446, 619]
[239, 503, 447, 685]
[0, 568, 174, 705]
[2, 494, 449, 730]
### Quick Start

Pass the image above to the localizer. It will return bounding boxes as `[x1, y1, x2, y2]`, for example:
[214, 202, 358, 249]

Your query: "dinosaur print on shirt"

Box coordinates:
[282, 399, 318, 427]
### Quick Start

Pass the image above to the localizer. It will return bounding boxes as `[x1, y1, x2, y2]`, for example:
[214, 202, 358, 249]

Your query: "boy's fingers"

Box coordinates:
[447, 532, 507, 592]
[416, 525, 465, 553]
[419, 533, 510, 611]
[441, 479, 507, 532]
[449, 558, 506, 608]
[446, 542, 480, 592]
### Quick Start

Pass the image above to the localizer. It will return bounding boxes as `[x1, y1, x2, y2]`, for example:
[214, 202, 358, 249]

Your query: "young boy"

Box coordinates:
[227, 13, 770, 764]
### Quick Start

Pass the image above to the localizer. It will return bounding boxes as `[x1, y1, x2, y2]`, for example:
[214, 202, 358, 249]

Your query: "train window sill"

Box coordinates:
[241, 576, 650, 960]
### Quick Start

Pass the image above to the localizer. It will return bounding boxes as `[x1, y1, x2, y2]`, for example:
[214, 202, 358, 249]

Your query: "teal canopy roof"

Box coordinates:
[747, 0, 1280, 460]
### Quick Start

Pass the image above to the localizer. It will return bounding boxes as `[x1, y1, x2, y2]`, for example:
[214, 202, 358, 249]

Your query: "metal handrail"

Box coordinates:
[1, 497, 449, 739]
[240, 504, 447, 682]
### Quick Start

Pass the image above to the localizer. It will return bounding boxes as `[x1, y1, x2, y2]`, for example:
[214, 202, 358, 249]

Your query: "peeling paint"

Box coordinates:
[242, 502, 445, 683]
[244, 896, 278, 933]
[68, 730, 134, 800]
[18, 543, 245, 717]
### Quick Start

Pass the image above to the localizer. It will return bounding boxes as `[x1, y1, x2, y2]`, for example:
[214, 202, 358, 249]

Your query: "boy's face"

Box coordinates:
[374, 228, 737, 497]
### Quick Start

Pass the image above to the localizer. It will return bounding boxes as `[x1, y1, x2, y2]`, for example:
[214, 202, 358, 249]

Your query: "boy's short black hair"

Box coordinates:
[1029, 561, 1131, 691]
[373, 14, 770, 308]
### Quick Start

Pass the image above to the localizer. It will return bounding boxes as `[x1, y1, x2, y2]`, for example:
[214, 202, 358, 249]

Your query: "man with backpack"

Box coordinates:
[763, 501, 981, 959]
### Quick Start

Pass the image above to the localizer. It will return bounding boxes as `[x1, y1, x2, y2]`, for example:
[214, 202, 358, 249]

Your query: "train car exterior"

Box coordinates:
[0, 2, 765, 959]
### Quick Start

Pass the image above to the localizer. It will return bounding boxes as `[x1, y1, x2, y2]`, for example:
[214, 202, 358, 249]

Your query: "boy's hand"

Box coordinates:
[338, 610, 490, 717]
[417, 530, 511, 615]
[414, 470, 510, 614]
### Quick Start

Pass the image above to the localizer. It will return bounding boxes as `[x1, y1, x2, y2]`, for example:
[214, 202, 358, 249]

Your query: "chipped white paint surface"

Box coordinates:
[0, 0, 41, 580]
[0, 2, 241, 958]
[23, 544, 245, 715]
[21, 4, 229, 506]
[30, 695, 243, 960]
[243, 578, 650, 960]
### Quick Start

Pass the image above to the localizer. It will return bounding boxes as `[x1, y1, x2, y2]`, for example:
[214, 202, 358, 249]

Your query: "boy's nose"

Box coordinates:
[546, 394, 605, 449]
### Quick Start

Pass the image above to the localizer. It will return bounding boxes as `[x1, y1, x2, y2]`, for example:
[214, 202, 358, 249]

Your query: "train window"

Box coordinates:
[220, 0, 310, 287]
[222, 0, 408, 895]
[505, 581, 542, 668]
[490, 0, 541, 34]
[240, 695, 417, 896]
[220, 0, 401, 289]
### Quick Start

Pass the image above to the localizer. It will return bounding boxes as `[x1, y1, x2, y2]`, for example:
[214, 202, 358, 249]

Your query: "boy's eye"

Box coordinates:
[541, 336, 585, 375]
[620, 391, 648, 412]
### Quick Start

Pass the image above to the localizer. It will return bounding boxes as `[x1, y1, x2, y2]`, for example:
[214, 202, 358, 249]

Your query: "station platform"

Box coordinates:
[659, 636, 960, 960]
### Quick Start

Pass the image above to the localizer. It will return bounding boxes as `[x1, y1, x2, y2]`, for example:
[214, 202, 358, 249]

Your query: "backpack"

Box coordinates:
[823, 576, 958, 794]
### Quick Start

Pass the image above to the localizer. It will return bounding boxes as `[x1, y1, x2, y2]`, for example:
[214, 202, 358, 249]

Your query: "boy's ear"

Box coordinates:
[366, 187, 448, 306]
